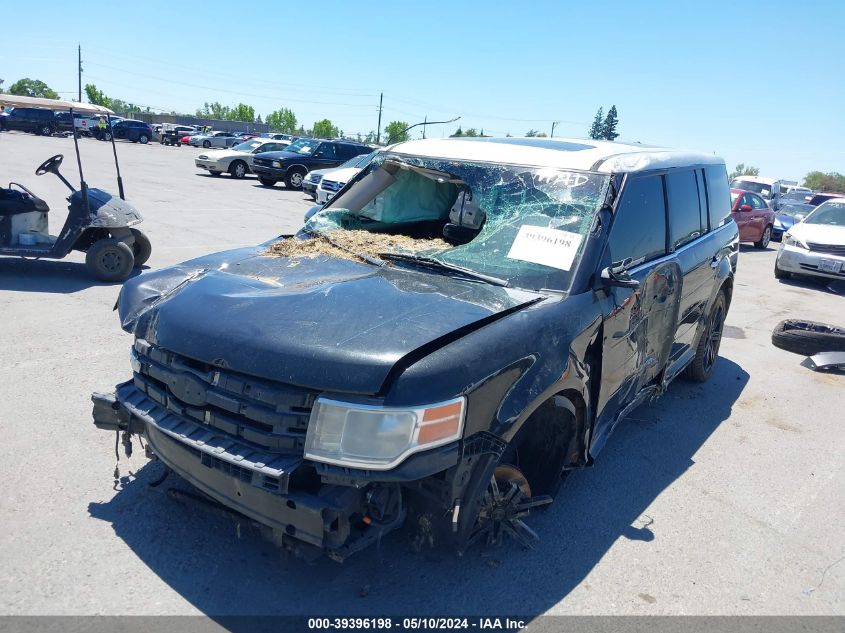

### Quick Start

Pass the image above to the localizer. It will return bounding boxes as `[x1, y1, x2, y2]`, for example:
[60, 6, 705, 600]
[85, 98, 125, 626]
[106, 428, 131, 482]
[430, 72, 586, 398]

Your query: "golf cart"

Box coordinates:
[0, 95, 151, 282]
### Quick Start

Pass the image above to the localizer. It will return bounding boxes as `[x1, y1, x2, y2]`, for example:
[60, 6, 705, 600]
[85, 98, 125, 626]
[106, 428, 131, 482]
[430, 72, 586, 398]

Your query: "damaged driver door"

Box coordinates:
[591, 174, 682, 455]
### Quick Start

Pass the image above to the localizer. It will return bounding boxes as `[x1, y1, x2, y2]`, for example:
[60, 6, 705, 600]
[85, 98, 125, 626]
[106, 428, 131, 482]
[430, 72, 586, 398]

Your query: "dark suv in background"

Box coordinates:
[111, 120, 154, 144]
[252, 138, 372, 189]
[5, 108, 56, 135]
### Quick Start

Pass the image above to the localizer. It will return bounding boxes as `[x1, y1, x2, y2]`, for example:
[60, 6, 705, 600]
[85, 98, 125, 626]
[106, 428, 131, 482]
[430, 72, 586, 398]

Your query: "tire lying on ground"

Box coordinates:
[771, 319, 845, 356]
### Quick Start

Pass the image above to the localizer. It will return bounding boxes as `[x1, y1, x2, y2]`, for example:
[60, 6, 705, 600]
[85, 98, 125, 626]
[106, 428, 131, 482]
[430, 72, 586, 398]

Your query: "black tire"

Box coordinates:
[209, 170, 221, 177]
[754, 225, 772, 249]
[40, 124, 53, 136]
[138, 134, 149, 144]
[771, 320, 845, 356]
[285, 168, 306, 190]
[259, 177, 277, 187]
[129, 229, 152, 267]
[229, 160, 247, 179]
[774, 259, 790, 279]
[684, 291, 727, 382]
[202, 140, 211, 148]
[86, 238, 135, 282]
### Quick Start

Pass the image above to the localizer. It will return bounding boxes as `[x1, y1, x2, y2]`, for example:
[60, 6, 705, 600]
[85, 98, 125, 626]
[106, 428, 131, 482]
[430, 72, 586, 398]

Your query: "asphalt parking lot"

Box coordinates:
[0, 132, 843, 618]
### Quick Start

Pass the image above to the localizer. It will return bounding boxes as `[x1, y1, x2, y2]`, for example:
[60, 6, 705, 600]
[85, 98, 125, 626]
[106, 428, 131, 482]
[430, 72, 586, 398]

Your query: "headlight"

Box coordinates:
[272, 160, 283, 168]
[783, 233, 808, 249]
[304, 396, 466, 470]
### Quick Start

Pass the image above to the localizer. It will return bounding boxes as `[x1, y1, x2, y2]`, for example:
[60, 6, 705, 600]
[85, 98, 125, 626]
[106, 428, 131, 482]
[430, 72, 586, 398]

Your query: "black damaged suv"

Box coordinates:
[93, 137, 738, 561]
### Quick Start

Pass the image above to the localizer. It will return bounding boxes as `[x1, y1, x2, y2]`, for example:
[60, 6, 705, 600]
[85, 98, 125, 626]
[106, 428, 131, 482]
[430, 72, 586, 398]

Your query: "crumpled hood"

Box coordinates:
[119, 246, 543, 394]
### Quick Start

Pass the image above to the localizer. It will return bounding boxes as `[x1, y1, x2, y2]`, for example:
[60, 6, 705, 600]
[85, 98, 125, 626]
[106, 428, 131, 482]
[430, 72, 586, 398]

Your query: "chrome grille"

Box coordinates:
[131, 338, 314, 453]
[806, 242, 845, 256]
[321, 180, 341, 192]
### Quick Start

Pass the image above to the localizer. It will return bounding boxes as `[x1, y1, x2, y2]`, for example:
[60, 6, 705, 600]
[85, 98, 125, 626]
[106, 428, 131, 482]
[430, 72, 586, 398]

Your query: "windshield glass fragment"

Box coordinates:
[265, 154, 610, 290]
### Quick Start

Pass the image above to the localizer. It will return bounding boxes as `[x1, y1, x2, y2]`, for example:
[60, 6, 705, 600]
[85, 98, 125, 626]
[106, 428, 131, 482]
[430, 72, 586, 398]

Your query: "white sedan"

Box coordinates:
[195, 138, 291, 178]
[775, 198, 845, 281]
[315, 152, 376, 203]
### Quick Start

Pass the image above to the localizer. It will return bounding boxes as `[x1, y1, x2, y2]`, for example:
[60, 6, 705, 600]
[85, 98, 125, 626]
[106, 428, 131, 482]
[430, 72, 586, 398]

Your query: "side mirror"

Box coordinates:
[601, 258, 640, 289]
[739, 204, 753, 212]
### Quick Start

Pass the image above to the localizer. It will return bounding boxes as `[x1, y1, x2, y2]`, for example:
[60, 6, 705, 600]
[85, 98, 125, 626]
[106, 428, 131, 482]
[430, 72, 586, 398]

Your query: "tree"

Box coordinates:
[601, 105, 619, 141]
[312, 119, 339, 138]
[266, 107, 297, 133]
[363, 130, 379, 144]
[197, 102, 231, 120]
[227, 103, 256, 123]
[384, 120, 410, 144]
[803, 171, 845, 192]
[450, 126, 464, 137]
[85, 84, 110, 107]
[463, 128, 479, 137]
[728, 164, 761, 181]
[525, 129, 539, 137]
[588, 107, 604, 139]
[9, 78, 59, 99]
[0, 79, 5, 93]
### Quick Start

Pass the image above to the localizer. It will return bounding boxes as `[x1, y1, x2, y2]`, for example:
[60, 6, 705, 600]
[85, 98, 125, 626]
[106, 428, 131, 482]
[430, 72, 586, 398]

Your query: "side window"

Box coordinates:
[607, 175, 667, 266]
[704, 166, 731, 228]
[740, 193, 753, 209]
[666, 170, 703, 250]
[314, 143, 337, 159]
[750, 194, 767, 209]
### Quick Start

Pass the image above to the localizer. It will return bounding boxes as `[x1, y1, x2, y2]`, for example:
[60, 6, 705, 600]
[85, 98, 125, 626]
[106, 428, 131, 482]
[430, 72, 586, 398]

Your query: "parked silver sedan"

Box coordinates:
[188, 131, 239, 149]
[195, 138, 291, 178]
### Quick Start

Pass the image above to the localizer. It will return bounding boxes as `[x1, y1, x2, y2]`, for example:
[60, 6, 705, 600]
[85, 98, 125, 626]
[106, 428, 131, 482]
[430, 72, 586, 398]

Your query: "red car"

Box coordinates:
[180, 135, 192, 145]
[730, 188, 775, 248]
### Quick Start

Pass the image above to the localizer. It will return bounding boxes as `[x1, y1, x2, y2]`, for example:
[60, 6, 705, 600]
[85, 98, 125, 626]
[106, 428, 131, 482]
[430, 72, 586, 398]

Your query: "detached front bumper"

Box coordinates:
[92, 381, 391, 559]
[776, 245, 845, 280]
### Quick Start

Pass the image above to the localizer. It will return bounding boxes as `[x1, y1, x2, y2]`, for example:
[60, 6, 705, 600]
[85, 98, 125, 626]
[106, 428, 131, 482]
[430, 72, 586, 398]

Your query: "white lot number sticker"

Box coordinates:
[507, 225, 583, 271]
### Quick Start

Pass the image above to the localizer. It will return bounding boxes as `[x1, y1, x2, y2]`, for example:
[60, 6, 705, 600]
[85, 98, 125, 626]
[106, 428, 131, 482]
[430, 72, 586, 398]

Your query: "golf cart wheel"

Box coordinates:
[202, 140, 211, 148]
[229, 160, 247, 179]
[86, 239, 135, 282]
[285, 169, 306, 190]
[129, 229, 152, 267]
[259, 177, 277, 187]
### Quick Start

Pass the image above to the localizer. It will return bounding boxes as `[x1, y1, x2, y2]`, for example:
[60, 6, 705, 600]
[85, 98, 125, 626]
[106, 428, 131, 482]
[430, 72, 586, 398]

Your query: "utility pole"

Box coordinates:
[551, 121, 559, 138]
[77, 44, 82, 102]
[422, 115, 427, 139]
[376, 92, 383, 144]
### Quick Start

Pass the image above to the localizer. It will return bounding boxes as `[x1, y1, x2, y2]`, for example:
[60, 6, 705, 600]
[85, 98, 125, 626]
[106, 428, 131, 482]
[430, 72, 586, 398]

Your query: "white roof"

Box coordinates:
[0, 93, 114, 115]
[385, 137, 723, 173]
[730, 175, 778, 185]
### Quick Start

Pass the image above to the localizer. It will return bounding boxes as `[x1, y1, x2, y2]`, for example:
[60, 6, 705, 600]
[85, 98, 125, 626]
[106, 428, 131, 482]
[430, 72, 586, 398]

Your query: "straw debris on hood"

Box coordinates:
[265, 230, 451, 262]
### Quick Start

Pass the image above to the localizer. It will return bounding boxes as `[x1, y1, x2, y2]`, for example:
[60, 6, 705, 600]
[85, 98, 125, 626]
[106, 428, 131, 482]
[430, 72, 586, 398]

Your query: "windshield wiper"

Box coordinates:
[379, 252, 509, 287]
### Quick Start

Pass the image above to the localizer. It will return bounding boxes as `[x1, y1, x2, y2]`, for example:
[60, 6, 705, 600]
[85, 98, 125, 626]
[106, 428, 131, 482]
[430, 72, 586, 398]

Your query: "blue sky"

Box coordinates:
[4, 0, 843, 181]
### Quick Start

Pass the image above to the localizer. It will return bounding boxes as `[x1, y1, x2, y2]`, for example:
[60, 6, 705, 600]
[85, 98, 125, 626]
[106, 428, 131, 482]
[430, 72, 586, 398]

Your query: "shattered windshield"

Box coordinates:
[290, 153, 610, 290]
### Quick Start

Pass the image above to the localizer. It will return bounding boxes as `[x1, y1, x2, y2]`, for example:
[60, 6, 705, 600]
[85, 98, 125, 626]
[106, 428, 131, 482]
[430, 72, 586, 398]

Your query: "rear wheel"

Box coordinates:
[259, 177, 277, 187]
[138, 134, 149, 144]
[129, 229, 152, 267]
[229, 160, 247, 179]
[684, 291, 726, 382]
[754, 225, 772, 249]
[202, 140, 211, 148]
[285, 169, 306, 190]
[86, 238, 135, 282]
[40, 124, 53, 136]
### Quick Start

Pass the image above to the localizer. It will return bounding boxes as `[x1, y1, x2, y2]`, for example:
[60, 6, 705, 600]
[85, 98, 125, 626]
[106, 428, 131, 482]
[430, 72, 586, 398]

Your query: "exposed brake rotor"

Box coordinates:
[465, 464, 553, 551]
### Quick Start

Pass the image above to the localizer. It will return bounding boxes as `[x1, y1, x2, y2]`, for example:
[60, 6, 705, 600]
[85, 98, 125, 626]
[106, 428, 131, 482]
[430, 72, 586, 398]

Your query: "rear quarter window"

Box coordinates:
[666, 170, 703, 249]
